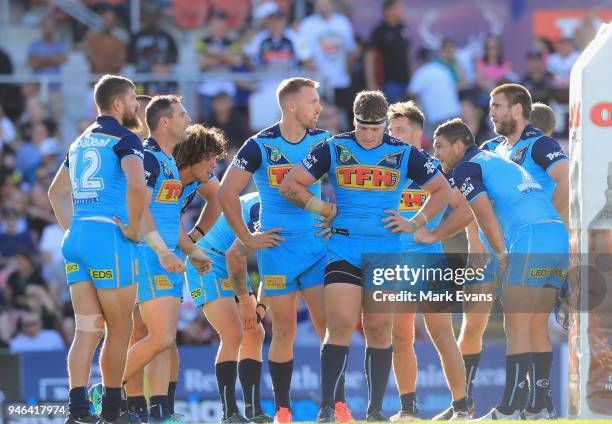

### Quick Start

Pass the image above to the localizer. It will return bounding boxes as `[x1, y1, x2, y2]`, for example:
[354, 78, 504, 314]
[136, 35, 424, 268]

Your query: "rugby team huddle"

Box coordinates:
[48, 74, 569, 424]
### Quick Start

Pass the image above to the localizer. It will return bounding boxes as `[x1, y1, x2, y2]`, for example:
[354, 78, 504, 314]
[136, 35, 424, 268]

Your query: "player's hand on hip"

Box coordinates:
[413, 227, 436, 244]
[159, 251, 186, 273]
[188, 248, 212, 275]
[314, 216, 332, 239]
[113, 216, 140, 243]
[238, 299, 257, 330]
[383, 210, 419, 234]
[245, 227, 285, 250]
[467, 239, 491, 270]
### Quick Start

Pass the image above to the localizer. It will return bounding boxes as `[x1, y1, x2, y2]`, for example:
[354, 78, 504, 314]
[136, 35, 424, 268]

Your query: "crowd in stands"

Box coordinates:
[0, 0, 595, 352]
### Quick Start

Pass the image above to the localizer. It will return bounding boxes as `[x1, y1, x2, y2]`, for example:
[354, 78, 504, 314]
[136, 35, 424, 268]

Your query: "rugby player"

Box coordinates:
[116, 123, 225, 422]
[185, 191, 279, 423]
[48, 74, 146, 424]
[280, 91, 453, 421]
[530, 102, 556, 137]
[386, 101, 473, 421]
[218, 78, 353, 423]
[437, 87, 567, 420]
[433, 118, 568, 420]
[120, 96, 213, 424]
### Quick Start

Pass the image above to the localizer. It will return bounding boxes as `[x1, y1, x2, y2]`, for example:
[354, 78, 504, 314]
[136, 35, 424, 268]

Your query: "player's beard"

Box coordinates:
[123, 110, 143, 133]
[494, 117, 517, 136]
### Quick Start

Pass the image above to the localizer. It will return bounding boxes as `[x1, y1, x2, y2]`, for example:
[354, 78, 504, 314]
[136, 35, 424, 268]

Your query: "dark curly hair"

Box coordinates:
[173, 124, 227, 170]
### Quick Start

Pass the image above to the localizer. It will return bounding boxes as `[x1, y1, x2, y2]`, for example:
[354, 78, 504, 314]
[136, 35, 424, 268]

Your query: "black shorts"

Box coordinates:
[324, 260, 363, 286]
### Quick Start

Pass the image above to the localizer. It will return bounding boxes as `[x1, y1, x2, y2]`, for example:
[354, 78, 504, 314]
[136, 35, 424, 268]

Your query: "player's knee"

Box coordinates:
[243, 324, 265, 345]
[149, 332, 176, 353]
[75, 314, 106, 336]
[271, 320, 296, 344]
[459, 321, 485, 344]
[364, 320, 392, 346]
[220, 325, 244, 349]
[392, 325, 414, 347]
[326, 315, 355, 340]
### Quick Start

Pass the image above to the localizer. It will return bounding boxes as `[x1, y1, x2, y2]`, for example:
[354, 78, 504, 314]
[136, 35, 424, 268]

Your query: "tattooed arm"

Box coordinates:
[280, 165, 336, 218]
[226, 239, 257, 329]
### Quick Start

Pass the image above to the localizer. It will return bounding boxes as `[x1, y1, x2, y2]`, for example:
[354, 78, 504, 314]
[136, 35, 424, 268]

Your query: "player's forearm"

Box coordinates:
[194, 195, 222, 235]
[465, 221, 482, 247]
[279, 176, 315, 209]
[178, 227, 197, 256]
[218, 186, 252, 244]
[226, 242, 250, 297]
[126, 183, 147, 234]
[432, 208, 474, 241]
[418, 184, 451, 228]
[474, 212, 505, 253]
[49, 192, 73, 231]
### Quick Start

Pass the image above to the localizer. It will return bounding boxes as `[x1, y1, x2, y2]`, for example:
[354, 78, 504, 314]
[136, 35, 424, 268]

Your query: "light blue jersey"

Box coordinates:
[493, 125, 567, 198]
[186, 192, 260, 307]
[62, 115, 143, 289]
[304, 131, 440, 267]
[64, 116, 144, 223]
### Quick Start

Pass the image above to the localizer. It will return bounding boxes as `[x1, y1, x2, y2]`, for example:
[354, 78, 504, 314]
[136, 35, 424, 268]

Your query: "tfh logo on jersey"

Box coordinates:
[268, 165, 294, 187]
[510, 146, 529, 164]
[336, 166, 400, 190]
[399, 189, 428, 211]
[156, 180, 182, 203]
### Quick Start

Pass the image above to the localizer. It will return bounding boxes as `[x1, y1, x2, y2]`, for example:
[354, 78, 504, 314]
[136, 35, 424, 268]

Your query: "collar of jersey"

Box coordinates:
[96, 115, 121, 128]
[273, 123, 312, 145]
[460, 145, 481, 164]
[519, 124, 543, 141]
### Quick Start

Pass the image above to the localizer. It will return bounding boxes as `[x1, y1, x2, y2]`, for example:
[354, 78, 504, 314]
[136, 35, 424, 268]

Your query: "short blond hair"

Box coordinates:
[276, 77, 319, 107]
[353, 90, 388, 122]
[387, 101, 425, 129]
[530, 102, 556, 136]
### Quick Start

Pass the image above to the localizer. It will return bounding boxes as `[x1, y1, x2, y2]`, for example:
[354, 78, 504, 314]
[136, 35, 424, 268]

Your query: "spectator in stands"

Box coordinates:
[318, 99, 343, 135]
[460, 96, 493, 145]
[476, 35, 512, 93]
[299, 0, 357, 115]
[83, 5, 127, 74]
[244, 2, 312, 73]
[547, 36, 580, 88]
[27, 15, 67, 121]
[436, 38, 466, 88]
[0, 105, 17, 147]
[408, 48, 461, 136]
[0, 48, 24, 122]
[15, 122, 50, 184]
[39, 217, 66, 292]
[128, 4, 179, 94]
[196, 10, 243, 122]
[573, 11, 599, 51]
[208, 92, 249, 158]
[18, 96, 58, 145]
[533, 37, 555, 63]
[521, 49, 555, 105]
[0, 207, 35, 260]
[27, 165, 57, 238]
[9, 311, 64, 353]
[365, 0, 411, 103]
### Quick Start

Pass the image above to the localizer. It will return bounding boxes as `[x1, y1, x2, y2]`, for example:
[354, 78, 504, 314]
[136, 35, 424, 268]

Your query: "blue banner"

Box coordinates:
[16, 343, 564, 421]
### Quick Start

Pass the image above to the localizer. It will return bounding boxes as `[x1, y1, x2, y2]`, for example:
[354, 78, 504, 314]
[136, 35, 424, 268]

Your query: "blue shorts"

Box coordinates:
[505, 221, 569, 288]
[136, 246, 184, 303]
[185, 252, 253, 308]
[328, 234, 401, 269]
[257, 235, 325, 296]
[62, 219, 137, 289]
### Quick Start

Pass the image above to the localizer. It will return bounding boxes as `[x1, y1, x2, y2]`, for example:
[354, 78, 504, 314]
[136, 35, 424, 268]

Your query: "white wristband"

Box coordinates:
[495, 251, 508, 261]
[305, 196, 326, 215]
[143, 231, 169, 256]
